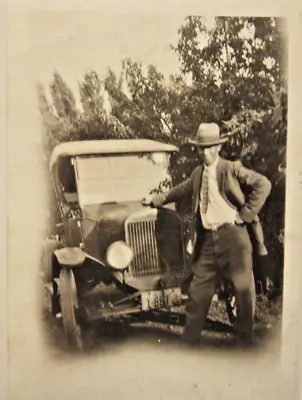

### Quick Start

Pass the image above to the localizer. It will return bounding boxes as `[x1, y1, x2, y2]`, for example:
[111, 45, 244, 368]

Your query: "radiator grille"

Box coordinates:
[125, 210, 185, 277]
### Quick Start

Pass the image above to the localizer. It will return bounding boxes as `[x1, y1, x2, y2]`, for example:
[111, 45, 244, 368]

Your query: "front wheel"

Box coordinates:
[59, 268, 83, 351]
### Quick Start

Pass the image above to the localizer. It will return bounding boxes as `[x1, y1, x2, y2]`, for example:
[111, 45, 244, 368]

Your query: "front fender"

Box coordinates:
[54, 247, 86, 267]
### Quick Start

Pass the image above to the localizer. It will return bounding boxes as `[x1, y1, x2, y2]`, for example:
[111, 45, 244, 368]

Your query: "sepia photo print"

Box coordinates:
[6, 6, 300, 400]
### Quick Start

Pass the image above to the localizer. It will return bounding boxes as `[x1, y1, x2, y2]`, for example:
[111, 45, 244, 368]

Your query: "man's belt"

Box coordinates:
[203, 221, 245, 232]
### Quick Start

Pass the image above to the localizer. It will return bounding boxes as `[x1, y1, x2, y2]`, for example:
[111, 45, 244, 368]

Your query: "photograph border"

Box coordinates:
[3, 2, 302, 399]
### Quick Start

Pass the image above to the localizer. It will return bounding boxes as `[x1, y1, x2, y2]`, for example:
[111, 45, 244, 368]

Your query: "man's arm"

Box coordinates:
[233, 161, 272, 223]
[163, 173, 194, 204]
[143, 170, 195, 207]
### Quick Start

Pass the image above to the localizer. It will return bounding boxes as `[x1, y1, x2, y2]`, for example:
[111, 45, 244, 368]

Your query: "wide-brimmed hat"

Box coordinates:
[188, 123, 229, 147]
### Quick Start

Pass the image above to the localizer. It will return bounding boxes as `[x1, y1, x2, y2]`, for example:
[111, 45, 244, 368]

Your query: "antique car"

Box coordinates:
[41, 139, 254, 350]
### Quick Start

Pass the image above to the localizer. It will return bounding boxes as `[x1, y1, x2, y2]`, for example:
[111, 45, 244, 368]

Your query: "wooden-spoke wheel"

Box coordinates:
[226, 273, 256, 326]
[226, 294, 238, 325]
[44, 283, 56, 316]
[59, 268, 83, 351]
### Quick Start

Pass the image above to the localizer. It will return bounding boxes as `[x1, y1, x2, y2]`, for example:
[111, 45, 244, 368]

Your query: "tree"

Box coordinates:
[79, 70, 105, 119]
[50, 71, 78, 120]
[37, 70, 134, 155]
[172, 17, 285, 116]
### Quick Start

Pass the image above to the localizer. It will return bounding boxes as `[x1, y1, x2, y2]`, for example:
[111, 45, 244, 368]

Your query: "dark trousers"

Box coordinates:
[182, 223, 254, 344]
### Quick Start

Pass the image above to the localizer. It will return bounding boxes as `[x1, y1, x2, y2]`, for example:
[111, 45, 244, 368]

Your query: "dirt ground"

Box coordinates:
[41, 289, 283, 354]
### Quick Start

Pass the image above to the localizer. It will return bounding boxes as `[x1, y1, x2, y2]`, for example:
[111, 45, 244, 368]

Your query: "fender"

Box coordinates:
[54, 247, 107, 268]
[54, 247, 86, 267]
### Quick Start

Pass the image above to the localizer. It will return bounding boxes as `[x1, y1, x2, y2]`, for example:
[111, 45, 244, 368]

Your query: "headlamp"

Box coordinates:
[106, 241, 133, 270]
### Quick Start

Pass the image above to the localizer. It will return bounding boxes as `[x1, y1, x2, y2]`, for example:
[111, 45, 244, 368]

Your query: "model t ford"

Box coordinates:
[41, 139, 253, 350]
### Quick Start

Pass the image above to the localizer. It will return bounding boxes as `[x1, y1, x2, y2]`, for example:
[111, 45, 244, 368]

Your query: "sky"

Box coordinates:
[8, 11, 185, 139]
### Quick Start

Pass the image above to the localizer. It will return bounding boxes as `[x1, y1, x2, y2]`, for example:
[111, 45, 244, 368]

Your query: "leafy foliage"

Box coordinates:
[38, 16, 287, 290]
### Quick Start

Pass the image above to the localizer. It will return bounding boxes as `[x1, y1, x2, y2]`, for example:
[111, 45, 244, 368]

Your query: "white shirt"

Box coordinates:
[199, 157, 237, 230]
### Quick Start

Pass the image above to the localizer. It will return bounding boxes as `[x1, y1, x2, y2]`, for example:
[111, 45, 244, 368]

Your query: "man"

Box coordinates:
[144, 123, 271, 345]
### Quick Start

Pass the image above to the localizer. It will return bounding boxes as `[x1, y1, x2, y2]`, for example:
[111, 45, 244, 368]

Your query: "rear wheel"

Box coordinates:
[59, 268, 83, 351]
[226, 273, 256, 326]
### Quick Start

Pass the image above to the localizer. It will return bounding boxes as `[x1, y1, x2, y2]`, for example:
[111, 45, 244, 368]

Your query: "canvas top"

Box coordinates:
[49, 139, 178, 170]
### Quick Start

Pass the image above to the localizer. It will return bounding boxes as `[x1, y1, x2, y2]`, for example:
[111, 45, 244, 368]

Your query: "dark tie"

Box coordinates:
[201, 167, 209, 214]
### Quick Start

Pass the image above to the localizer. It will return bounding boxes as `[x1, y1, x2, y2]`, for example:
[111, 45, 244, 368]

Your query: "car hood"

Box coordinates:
[80, 201, 151, 262]
[79, 201, 185, 291]
[82, 201, 144, 223]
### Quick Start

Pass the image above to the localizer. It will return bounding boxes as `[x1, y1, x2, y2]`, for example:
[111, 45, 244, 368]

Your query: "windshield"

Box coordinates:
[75, 153, 171, 206]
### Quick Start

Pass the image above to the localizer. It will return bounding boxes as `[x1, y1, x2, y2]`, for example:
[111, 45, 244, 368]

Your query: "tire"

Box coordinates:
[59, 268, 83, 351]
[40, 239, 62, 282]
[40, 240, 62, 316]
[226, 272, 256, 326]
[44, 284, 56, 316]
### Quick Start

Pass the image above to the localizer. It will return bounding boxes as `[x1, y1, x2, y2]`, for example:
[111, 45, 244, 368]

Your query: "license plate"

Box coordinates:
[141, 288, 182, 310]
